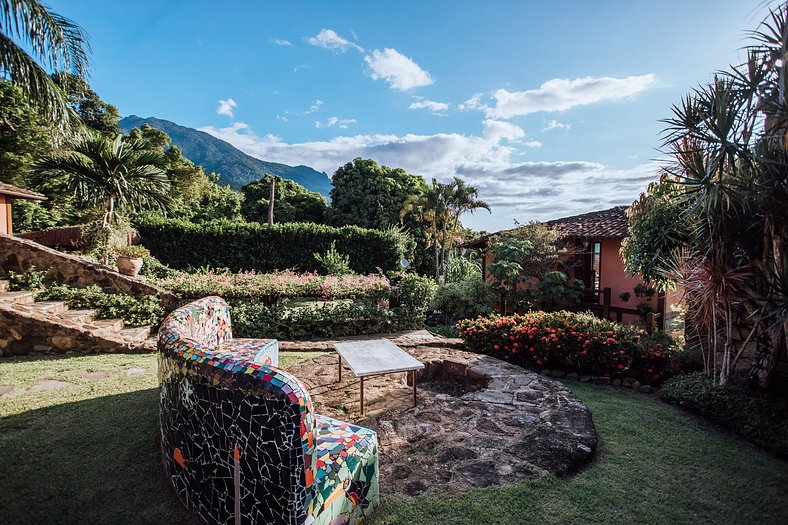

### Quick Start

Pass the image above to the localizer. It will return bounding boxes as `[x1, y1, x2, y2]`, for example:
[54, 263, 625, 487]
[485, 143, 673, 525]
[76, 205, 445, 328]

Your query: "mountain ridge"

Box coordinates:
[119, 115, 332, 196]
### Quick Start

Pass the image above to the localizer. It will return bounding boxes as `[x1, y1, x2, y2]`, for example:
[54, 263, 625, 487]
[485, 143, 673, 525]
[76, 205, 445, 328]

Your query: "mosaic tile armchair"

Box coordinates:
[158, 296, 379, 525]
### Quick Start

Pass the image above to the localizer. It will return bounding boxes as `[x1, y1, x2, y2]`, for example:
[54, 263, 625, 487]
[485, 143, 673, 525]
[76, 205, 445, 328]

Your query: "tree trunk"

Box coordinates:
[433, 219, 440, 280]
[268, 178, 275, 227]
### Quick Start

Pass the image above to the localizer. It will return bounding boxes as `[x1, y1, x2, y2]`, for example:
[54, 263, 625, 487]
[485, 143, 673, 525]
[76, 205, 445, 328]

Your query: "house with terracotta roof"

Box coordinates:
[0, 183, 46, 236]
[466, 206, 673, 329]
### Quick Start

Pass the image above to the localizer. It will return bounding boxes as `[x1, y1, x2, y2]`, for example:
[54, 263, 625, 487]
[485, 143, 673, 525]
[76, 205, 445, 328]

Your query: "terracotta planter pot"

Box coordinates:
[116, 256, 143, 277]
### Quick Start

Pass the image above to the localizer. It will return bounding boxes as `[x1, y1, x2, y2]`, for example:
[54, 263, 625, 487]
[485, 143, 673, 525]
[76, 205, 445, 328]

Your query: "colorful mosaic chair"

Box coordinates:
[158, 296, 379, 525]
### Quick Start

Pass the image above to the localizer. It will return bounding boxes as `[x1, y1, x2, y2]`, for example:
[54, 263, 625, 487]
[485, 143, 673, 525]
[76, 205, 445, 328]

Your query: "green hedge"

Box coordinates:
[38, 284, 165, 327]
[660, 373, 788, 458]
[230, 302, 421, 340]
[134, 216, 402, 274]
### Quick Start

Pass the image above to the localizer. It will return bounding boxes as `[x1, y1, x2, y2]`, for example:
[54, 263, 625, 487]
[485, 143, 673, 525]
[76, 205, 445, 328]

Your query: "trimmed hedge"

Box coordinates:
[157, 270, 390, 304]
[660, 373, 788, 458]
[134, 216, 402, 274]
[230, 302, 421, 340]
[458, 311, 678, 383]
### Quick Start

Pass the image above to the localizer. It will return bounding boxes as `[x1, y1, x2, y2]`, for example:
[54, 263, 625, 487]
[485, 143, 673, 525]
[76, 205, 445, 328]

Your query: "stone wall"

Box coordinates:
[0, 305, 146, 357]
[0, 233, 175, 303]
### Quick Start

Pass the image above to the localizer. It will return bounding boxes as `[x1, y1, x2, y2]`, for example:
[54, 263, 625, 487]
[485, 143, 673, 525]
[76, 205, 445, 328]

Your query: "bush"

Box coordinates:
[432, 278, 496, 322]
[313, 241, 352, 276]
[6, 266, 50, 291]
[457, 311, 678, 383]
[660, 373, 788, 458]
[396, 273, 438, 310]
[156, 270, 390, 304]
[230, 302, 420, 340]
[38, 284, 165, 327]
[113, 245, 149, 258]
[134, 216, 403, 274]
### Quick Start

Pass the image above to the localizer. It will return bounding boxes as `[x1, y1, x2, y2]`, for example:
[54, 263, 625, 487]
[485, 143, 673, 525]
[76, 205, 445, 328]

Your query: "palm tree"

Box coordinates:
[36, 133, 173, 232]
[401, 179, 448, 279]
[1, 0, 90, 131]
[443, 177, 490, 280]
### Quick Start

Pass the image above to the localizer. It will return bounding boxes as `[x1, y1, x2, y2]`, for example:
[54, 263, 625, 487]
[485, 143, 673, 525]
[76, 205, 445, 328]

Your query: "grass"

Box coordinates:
[1, 354, 787, 524]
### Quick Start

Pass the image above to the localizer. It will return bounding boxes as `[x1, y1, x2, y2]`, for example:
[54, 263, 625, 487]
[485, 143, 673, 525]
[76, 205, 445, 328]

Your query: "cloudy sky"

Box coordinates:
[51, 0, 768, 230]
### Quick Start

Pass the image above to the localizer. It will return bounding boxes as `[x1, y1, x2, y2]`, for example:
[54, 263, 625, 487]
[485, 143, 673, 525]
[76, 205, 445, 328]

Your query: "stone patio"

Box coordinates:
[288, 334, 598, 496]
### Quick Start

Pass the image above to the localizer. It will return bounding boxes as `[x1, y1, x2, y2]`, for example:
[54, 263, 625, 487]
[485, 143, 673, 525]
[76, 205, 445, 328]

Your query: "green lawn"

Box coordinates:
[1, 353, 786, 524]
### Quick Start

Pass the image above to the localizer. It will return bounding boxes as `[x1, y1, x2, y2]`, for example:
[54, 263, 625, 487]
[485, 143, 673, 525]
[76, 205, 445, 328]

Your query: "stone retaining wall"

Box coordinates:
[0, 233, 175, 303]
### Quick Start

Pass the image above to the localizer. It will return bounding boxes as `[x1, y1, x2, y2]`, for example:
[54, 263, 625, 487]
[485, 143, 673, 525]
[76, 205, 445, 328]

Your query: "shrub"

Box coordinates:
[457, 311, 678, 383]
[660, 373, 788, 458]
[156, 270, 390, 304]
[446, 255, 481, 283]
[432, 278, 496, 322]
[113, 245, 149, 258]
[313, 241, 353, 276]
[230, 302, 420, 340]
[396, 273, 438, 310]
[134, 216, 402, 274]
[6, 266, 51, 291]
[38, 284, 165, 327]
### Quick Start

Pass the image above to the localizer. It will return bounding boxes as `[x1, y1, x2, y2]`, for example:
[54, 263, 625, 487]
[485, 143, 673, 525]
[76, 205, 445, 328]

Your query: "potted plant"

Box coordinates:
[114, 245, 148, 277]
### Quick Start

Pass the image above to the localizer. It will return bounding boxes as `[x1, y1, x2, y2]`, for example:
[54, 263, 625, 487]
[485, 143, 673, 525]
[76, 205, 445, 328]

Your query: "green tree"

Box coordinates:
[1, 0, 90, 132]
[627, 5, 788, 388]
[241, 175, 327, 224]
[36, 133, 173, 232]
[0, 80, 53, 184]
[330, 158, 428, 229]
[51, 72, 120, 136]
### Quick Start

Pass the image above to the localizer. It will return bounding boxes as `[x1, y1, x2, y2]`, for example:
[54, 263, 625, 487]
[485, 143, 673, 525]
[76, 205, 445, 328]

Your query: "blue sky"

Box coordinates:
[50, 0, 768, 230]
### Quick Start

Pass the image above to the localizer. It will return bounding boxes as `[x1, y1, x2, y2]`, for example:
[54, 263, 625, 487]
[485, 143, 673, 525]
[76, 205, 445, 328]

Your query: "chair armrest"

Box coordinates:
[217, 338, 279, 367]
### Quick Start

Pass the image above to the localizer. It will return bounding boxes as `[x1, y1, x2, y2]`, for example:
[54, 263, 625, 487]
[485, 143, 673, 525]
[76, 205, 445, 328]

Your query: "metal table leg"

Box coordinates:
[412, 369, 417, 407]
[360, 376, 365, 415]
[338, 353, 342, 382]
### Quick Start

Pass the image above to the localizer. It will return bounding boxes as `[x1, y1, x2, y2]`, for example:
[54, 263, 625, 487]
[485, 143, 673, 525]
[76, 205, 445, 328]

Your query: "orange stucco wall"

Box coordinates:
[0, 195, 10, 235]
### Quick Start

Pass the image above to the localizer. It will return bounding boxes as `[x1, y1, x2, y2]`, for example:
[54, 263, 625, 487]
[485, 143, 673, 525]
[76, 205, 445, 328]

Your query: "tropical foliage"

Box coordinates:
[241, 175, 327, 224]
[625, 6, 788, 388]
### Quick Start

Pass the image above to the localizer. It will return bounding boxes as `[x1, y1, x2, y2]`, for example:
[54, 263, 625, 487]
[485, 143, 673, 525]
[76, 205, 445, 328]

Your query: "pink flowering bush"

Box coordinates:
[157, 270, 390, 304]
[458, 311, 678, 384]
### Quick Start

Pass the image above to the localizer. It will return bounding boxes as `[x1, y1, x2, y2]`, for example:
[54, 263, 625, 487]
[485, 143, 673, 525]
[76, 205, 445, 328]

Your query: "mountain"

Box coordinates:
[119, 115, 332, 196]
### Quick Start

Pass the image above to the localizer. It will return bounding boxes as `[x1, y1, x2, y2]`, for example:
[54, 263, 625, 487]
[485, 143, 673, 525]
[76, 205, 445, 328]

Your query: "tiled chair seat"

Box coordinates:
[217, 337, 279, 366]
[309, 415, 379, 525]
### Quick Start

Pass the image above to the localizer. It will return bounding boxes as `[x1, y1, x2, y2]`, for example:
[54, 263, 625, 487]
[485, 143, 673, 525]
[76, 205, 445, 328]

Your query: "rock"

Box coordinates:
[611, 379, 621, 387]
[515, 389, 543, 403]
[436, 446, 479, 463]
[623, 377, 637, 384]
[551, 370, 566, 378]
[26, 380, 74, 392]
[517, 427, 596, 475]
[123, 367, 147, 376]
[591, 376, 610, 385]
[638, 384, 655, 394]
[455, 461, 502, 487]
[579, 375, 591, 382]
[0, 385, 14, 397]
[504, 415, 539, 428]
[50, 335, 73, 349]
[566, 372, 579, 381]
[632, 381, 641, 390]
[540, 369, 551, 376]
[33, 344, 53, 352]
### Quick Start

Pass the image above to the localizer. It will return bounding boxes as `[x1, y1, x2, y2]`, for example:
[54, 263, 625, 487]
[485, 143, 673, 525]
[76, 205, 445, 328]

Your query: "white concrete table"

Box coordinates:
[335, 339, 425, 415]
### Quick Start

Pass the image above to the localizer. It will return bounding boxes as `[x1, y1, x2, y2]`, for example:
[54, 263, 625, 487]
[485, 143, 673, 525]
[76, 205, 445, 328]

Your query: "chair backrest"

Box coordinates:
[158, 296, 317, 524]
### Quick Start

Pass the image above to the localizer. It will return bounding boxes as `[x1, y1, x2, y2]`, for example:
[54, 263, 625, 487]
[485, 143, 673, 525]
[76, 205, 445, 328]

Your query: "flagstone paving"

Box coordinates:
[26, 380, 75, 392]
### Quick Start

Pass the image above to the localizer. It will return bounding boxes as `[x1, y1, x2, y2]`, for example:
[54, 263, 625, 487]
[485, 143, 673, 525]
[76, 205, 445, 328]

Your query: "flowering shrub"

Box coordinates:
[458, 311, 678, 383]
[157, 270, 390, 304]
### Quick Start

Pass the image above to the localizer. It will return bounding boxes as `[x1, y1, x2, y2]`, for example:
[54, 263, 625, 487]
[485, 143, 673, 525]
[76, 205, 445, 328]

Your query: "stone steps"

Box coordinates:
[0, 284, 156, 356]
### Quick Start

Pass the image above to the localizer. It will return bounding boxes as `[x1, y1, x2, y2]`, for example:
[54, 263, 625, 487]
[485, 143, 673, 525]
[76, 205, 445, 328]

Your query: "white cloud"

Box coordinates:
[408, 99, 450, 114]
[364, 48, 433, 90]
[466, 74, 656, 119]
[316, 116, 357, 129]
[216, 98, 237, 118]
[542, 120, 571, 132]
[307, 28, 363, 53]
[304, 100, 323, 114]
[199, 120, 658, 229]
[271, 38, 292, 46]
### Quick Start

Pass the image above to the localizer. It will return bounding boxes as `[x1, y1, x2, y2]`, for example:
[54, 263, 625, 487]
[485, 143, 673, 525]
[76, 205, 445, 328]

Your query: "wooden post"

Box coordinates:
[616, 310, 623, 323]
[267, 177, 275, 227]
[646, 312, 655, 334]
[657, 291, 666, 330]
[602, 287, 611, 320]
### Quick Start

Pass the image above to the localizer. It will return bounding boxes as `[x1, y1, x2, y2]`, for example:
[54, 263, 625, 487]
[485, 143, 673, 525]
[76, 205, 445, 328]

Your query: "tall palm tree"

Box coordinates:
[36, 133, 173, 230]
[401, 179, 448, 279]
[443, 177, 490, 280]
[1, 0, 90, 131]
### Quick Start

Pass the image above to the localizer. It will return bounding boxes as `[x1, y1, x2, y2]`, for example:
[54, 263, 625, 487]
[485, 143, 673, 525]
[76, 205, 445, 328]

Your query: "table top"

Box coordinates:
[334, 339, 424, 377]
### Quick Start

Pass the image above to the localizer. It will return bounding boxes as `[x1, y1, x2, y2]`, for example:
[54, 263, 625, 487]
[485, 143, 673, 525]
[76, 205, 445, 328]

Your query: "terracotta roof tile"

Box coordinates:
[0, 183, 46, 201]
[464, 205, 630, 248]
